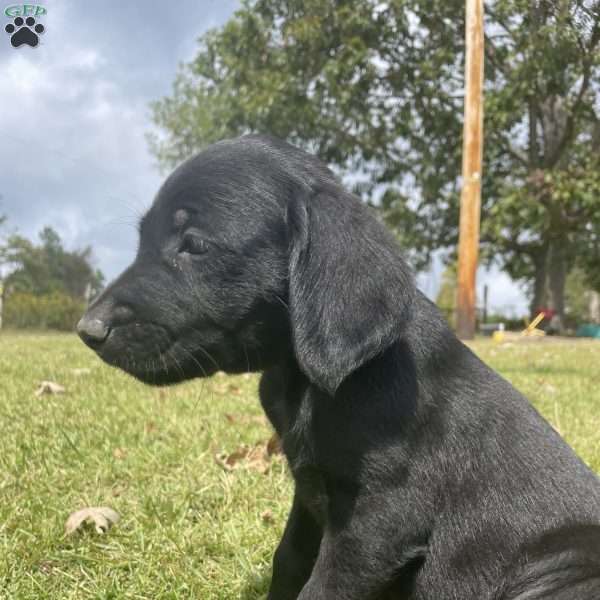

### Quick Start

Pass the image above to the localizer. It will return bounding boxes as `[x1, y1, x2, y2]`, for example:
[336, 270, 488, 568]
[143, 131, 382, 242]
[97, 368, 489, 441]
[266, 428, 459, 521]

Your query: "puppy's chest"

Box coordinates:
[259, 367, 333, 521]
[259, 366, 319, 469]
[275, 392, 330, 522]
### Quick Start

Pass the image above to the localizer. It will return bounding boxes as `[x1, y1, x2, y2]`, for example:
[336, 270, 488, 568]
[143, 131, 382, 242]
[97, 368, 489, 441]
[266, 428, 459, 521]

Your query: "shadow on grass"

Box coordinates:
[240, 568, 272, 600]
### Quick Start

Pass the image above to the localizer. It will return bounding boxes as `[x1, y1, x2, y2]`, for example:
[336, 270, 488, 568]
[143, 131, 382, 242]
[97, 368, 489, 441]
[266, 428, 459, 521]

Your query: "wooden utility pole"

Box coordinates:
[456, 0, 484, 339]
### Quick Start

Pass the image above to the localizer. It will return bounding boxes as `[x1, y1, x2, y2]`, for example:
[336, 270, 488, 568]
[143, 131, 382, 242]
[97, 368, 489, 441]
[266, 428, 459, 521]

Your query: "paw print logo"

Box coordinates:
[5, 16, 45, 48]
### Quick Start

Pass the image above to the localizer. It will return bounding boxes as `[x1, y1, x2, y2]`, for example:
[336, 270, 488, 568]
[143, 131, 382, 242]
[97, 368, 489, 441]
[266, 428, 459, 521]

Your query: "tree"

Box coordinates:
[1, 227, 104, 300]
[565, 266, 600, 324]
[435, 263, 458, 328]
[150, 0, 600, 329]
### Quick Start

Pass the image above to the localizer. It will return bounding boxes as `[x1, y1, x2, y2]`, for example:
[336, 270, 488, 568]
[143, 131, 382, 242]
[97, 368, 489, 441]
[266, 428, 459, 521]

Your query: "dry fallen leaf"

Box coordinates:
[261, 509, 274, 524]
[37, 559, 59, 575]
[65, 506, 120, 535]
[111, 483, 126, 497]
[215, 440, 282, 474]
[35, 381, 65, 396]
[266, 433, 283, 456]
[113, 447, 127, 460]
[215, 445, 260, 471]
[224, 413, 268, 426]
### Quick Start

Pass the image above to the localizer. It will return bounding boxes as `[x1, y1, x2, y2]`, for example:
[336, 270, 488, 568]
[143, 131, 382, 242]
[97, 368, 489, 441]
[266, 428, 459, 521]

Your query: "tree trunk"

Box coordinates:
[546, 240, 568, 332]
[589, 292, 600, 324]
[530, 245, 549, 316]
[530, 240, 569, 333]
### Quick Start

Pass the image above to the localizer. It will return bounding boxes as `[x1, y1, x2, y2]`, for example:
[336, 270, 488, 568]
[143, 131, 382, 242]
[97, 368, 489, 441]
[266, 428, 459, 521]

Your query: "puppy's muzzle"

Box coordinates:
[77, 301, 134, 349]
[77, 316, 110, 346]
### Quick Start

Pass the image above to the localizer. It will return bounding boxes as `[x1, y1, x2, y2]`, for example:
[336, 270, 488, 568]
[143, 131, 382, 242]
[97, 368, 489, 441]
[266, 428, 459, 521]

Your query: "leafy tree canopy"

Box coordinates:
[150, 0, 600, 324]
[0, 226, 104, 300]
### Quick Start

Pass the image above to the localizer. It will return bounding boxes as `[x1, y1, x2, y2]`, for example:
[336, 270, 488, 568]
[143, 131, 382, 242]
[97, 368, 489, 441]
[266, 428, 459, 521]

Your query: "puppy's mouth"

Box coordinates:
[86, 322, 219, 385]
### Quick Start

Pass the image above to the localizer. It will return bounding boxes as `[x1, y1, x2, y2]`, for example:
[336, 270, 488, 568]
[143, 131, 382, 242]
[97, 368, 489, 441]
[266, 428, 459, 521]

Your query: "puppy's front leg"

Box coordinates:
[296, 510, 418, 600]
[267, 494, 323, 600]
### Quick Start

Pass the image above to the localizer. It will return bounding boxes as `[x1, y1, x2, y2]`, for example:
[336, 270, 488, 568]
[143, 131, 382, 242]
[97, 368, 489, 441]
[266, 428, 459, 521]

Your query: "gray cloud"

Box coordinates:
[0, 0, 239, 279]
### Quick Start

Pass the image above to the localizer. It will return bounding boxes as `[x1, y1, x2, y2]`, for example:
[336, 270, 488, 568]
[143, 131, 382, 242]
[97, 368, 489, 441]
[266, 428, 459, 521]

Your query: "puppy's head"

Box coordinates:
[78, 135, 414, 393]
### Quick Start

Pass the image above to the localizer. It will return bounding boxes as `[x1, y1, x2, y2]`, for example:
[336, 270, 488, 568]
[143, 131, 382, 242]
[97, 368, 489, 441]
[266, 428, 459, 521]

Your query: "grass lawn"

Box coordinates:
[1, 332, 599, 599]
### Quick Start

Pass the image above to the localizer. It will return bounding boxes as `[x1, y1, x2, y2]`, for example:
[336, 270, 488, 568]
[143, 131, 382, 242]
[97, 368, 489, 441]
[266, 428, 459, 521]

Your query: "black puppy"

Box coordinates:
[78, 135, 600, 599]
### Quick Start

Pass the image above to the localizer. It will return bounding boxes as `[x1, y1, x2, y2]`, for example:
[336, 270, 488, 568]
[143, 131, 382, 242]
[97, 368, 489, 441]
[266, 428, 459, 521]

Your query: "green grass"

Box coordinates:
[0, 332, 599, 599]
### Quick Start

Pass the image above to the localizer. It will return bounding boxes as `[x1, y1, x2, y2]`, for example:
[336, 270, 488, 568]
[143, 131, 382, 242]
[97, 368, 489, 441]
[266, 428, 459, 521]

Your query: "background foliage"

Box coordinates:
[0, 226, 103, 331]
[2, 291, 86, 331]
[150, 0, 600, 328]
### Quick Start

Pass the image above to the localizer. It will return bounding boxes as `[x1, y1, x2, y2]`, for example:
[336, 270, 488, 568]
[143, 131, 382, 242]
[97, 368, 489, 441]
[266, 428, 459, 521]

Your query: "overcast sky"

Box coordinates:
[0, 0, 528, 315]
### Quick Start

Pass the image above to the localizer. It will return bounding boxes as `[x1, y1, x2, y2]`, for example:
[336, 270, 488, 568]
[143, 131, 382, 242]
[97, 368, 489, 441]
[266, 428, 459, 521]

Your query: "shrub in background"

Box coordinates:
[3, 291, 85, 331]
[565, 268, 600, 327]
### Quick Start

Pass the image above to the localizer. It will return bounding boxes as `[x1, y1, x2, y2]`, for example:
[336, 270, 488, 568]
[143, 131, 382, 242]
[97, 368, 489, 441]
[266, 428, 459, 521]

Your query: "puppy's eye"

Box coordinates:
[179, 234, 209, 256]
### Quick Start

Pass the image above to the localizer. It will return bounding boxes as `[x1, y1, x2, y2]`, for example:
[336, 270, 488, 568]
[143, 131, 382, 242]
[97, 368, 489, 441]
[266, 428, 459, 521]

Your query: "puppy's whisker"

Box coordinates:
[156, 345, 170, 377]
[195, 345, 220, 372]
[176, 344, 209, 378]
[166, 347, 186, 379]
[274, 294, 290, 313]
[183, 336, 221, 372]
[243, 342, 250, 374]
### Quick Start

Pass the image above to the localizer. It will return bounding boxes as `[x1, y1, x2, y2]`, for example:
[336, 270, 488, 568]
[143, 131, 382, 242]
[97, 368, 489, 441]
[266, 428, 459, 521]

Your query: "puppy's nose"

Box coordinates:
[77, 316, 110, 346]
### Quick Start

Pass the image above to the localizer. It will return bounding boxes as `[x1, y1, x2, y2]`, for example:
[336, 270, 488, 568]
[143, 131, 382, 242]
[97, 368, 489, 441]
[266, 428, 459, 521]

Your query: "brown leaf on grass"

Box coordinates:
[113, 447, 127, 460]
[37, 559, 59, 575]
[224, 413, 269, 426]
[215, 440, 282, 474]
[215, 447, 249, 469]
[65, 506, 120, 535]
[266, 433, 283, 456]
[144, 420, 157, 434]
[35, 381, 65, 396]
[111, 483, 127, 497]
[261, 509, 274, 524]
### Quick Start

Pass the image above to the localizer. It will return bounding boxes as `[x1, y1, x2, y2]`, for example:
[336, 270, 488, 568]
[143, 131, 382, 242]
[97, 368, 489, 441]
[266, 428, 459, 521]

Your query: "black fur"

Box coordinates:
[79, 135, 600, 599]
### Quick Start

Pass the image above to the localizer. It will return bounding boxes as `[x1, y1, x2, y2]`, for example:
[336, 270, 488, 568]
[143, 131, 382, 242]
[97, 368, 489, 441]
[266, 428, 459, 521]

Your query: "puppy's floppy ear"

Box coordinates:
[288, 185, 415, 395]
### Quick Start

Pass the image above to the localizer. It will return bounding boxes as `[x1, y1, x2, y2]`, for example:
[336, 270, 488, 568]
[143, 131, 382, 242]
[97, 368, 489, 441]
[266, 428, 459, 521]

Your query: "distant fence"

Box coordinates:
[438, 305, 525, 333]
